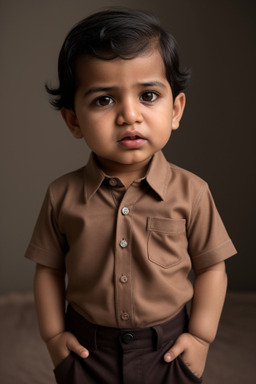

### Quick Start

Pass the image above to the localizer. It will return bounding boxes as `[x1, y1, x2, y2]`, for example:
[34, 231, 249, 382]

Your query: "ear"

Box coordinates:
[61, 108, 83, 139]
[171, 93, 186, 130]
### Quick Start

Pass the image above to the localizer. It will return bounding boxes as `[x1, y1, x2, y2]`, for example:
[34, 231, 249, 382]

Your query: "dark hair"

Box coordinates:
[46, 8, 190, 110]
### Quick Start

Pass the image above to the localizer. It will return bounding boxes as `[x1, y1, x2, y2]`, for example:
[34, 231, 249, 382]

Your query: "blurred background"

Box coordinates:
[0, 0, 255, 294]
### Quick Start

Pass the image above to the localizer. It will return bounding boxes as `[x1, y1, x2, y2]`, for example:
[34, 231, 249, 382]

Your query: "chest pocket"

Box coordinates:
[147, 217, 186, 269]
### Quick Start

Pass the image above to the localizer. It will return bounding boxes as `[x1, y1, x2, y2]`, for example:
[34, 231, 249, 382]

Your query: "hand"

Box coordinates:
[46, 331, 89, 368]
[163, 333, 209, 378]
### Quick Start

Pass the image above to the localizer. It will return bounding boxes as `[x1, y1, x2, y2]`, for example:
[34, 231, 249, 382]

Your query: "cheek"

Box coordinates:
[150, 107, 172, 126]
[82, 125, 111, 152]
[161, 130, 172, 146]
[154, 115, 172, 138]
[156, 124, 172, 148]
[83, 130, 101, 150]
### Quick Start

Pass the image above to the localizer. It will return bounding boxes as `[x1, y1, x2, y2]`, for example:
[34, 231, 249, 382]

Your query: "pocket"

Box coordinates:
[177, 355, 203, 383]
[147, 217, 186, 268]
[54, 353, 72, 375]
[54, 353, 79, 384]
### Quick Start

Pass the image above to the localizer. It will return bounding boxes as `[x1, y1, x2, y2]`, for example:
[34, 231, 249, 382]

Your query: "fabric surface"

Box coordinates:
[0, 291, 255, 384]
[25, 151, 236, 328]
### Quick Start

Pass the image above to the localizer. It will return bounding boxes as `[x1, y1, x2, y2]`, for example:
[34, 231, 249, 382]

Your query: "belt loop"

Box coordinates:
[151, 324, 164, 350]
[94, 327, 98, 350]
[86, 322, 98, 350]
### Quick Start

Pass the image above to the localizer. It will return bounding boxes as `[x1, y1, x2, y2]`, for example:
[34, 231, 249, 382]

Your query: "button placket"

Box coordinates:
[120, 312, 130, 321]
[120, 239, 128, 248]
[114, 195, 134, 326]
[120, 275, 128, 284]
[121, 207, 130, 215]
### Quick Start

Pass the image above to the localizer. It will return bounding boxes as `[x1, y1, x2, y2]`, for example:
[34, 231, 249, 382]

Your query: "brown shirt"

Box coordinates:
[25, 151, 236, 328]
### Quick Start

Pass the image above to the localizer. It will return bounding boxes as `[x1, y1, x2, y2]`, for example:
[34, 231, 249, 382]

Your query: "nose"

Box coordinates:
[116, 98, 143, 126]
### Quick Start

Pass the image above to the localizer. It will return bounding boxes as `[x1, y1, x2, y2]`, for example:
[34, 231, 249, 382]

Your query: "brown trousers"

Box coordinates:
[54, 306, 203, 384]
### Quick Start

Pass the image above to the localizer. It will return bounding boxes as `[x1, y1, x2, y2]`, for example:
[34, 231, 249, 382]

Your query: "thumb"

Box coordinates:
[164, 335, 186, 363]
[66, 332, 89, 359]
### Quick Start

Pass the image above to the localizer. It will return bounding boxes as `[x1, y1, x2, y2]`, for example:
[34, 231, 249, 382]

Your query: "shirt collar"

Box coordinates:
[83, 151, 171, 203]
[83, 153, 106, 203]
[145, 150, 171, 200]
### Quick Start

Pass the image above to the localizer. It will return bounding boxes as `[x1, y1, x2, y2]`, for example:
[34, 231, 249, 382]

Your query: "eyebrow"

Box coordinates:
[139, 81, 167, 89]
[83, 81, 167, 98]
[84, 87, 116, 97]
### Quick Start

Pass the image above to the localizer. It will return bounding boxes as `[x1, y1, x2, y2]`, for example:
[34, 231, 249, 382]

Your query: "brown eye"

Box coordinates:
[95, 96, 114, 106]
[140, 92, 158, 102]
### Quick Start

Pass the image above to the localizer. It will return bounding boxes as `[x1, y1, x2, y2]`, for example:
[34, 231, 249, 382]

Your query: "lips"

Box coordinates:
[118, 131, 146, 142]
[118, 131, 147, 149]
[120, 135, 142, 141]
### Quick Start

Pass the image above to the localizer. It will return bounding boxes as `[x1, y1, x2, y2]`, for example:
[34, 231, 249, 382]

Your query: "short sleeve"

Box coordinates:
[24, 188, 68, 270]
[188, 184, 237, 270]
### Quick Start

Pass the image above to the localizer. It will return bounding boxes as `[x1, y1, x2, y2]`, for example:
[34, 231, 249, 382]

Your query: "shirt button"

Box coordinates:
[120, 239, 128, 248]
[121, 312, 130, 321]
[121, 207, 130, 215]
[109, 178, 118, 187]
[120, 275, 128, 283]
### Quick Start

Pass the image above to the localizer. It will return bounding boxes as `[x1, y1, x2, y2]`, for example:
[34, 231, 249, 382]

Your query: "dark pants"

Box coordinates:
[54, 306, 203, 384]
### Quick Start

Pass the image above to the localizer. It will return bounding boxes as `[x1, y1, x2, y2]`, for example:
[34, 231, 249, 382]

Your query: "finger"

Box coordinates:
[67, 334, 89, 359]
[164, 337, 186, 363]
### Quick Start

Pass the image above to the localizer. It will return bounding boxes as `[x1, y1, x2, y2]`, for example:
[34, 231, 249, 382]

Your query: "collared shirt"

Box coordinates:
[25, 151, 236, 328]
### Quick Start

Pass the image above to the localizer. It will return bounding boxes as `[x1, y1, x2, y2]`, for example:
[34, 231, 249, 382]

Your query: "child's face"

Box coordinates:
[62, 49, 185, 174]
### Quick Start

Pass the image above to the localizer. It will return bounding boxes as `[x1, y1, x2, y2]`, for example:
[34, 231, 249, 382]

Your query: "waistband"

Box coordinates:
[66, 306, 188, 351]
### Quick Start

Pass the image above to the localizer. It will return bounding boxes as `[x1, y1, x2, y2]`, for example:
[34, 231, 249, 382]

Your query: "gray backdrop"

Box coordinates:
[1, 0, 255, 293]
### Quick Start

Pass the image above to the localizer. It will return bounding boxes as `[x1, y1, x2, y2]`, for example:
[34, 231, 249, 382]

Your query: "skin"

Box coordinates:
[34, 49, 228, 378]
[61, 49, 185, 187]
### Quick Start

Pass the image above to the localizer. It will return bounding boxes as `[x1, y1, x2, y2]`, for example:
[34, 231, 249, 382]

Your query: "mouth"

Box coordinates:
[118, 131, 147, 149]
[119, 135, 143, 141]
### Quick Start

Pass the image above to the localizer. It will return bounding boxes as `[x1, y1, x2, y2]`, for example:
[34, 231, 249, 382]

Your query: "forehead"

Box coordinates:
[75, 49, 168, 88]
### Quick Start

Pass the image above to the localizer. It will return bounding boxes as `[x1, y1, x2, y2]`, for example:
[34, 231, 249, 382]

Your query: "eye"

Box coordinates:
[140, 92, 158, 102]
[95, 96, 114, 106]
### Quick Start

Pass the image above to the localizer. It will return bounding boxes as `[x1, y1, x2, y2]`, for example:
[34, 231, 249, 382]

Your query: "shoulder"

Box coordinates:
[168, 162, 208, 189]
[163, 162, 212, 209]
[49, 166, 85, 188]
[47, 166, 85, 204]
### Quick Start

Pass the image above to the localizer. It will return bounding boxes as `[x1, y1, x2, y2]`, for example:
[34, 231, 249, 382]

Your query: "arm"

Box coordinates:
[164, 261, 227, 378]
[34, 264, 89, 367]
